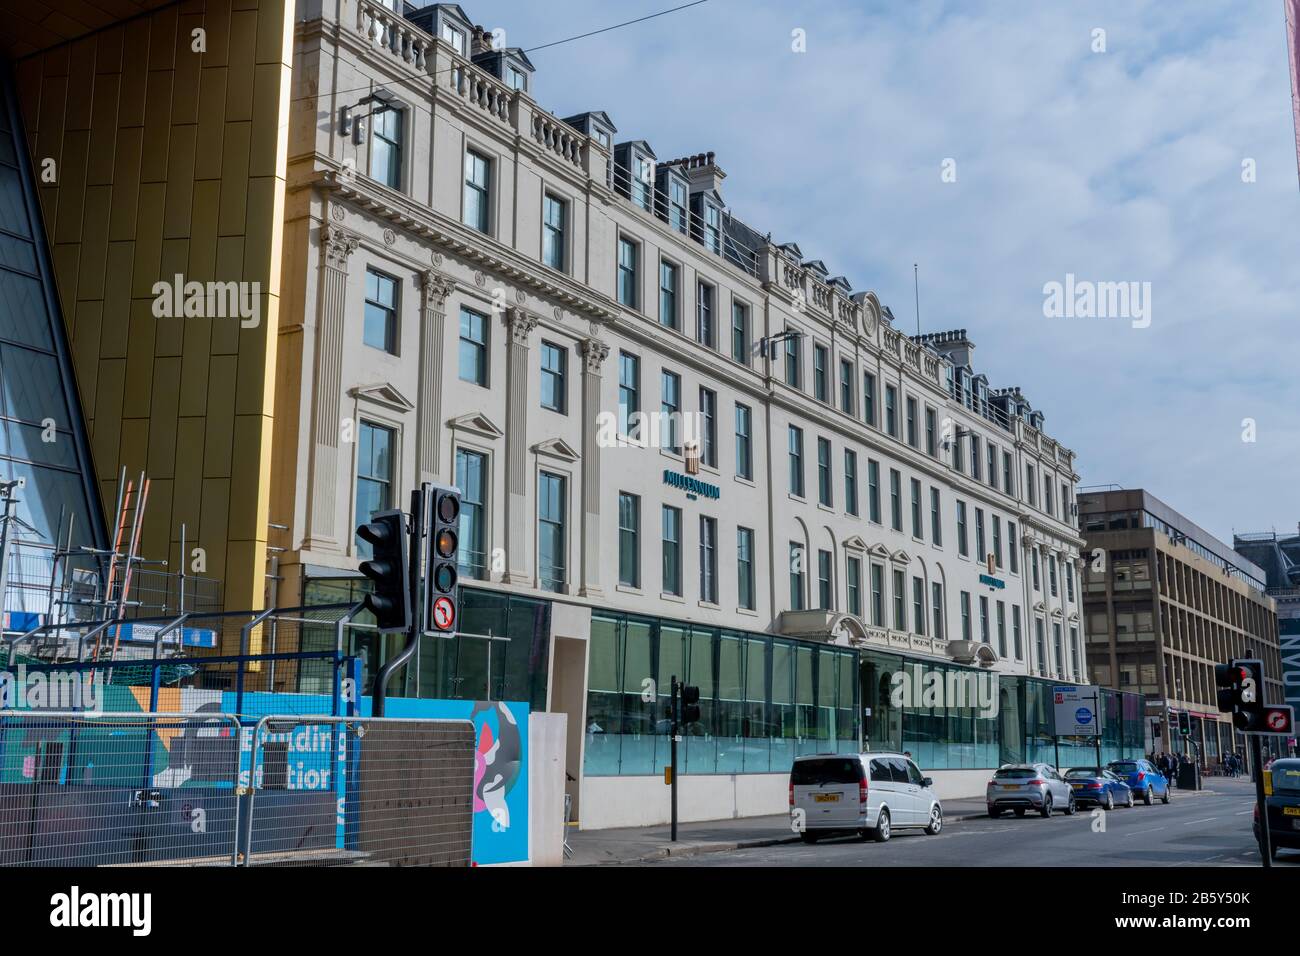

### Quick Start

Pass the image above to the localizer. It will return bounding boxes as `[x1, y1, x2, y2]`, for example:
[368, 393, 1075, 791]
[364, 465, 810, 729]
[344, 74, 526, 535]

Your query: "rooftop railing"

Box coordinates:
[608, 160, 764, 280]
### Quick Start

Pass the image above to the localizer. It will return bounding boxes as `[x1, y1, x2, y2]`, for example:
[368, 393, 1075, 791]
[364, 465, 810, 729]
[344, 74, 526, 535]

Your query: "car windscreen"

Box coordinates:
[1108, 762, 1139, 773]
[994, 768, 1036, 779]
[1273, 765, 1300, 793]
[1065, 768, 1101, 778]
[791, 758, 861, 786]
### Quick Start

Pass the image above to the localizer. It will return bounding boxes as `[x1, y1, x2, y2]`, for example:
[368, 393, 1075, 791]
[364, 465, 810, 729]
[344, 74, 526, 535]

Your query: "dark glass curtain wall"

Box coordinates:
[0, 65, 106, 615]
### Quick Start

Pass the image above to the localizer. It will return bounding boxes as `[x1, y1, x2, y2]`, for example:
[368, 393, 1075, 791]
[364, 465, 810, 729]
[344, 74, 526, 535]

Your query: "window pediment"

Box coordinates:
[532, 437, 580, 462]
[350, 382, 414, 413]
[448, 412, 504, 439]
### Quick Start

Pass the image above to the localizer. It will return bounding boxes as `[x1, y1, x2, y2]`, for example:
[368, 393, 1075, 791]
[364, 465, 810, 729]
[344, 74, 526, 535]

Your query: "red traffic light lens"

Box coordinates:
[434, 563, 457, 593]
[436, 528, 457, 558]
[438, 494, 459, 523]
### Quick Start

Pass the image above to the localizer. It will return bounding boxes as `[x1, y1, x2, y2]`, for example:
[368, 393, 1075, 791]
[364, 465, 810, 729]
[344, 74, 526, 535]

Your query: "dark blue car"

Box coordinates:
[1107, 759, 1170, 805]
[1065, 767, 1133, 809]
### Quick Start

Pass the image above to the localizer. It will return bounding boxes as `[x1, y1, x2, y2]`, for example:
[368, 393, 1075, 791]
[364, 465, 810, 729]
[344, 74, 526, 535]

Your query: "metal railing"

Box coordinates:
[609, 159, 764, 280]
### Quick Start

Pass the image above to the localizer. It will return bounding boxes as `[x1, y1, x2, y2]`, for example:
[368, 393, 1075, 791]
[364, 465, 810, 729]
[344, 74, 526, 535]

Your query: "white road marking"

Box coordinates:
[1183, 817, 1220, 826]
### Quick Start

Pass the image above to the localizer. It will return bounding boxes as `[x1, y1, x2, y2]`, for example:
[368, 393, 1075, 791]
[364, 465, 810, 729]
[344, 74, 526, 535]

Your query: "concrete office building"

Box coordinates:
[1080, 489, 1282, 765]
[266, 1, 1095, 827]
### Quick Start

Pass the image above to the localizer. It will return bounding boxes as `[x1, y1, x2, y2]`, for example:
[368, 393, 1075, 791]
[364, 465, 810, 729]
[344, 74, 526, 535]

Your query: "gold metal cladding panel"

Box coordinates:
[16, 0, 293, 611]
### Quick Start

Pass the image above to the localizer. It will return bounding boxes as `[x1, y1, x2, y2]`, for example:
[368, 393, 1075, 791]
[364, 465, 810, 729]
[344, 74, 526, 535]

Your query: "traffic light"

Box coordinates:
[425, 484, 461, 634]
[1215, 659, 1265, 731]
[357, 510, 410, 633]
[679, 684, 701, 725]
[1176, 711, 1191, 737]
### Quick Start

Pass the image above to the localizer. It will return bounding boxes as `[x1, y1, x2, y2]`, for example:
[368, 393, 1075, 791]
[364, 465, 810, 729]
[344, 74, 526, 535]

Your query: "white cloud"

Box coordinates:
[480, 0, 1300, 538]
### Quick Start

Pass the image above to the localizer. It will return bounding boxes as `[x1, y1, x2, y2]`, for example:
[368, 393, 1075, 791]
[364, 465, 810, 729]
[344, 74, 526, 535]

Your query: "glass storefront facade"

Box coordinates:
[303, 573, 1146, 778]
[585, 610, 860, 776]
[863, 649, 1146, 771]
[862, 651, 999, 769]
[303, 579, 550, 710]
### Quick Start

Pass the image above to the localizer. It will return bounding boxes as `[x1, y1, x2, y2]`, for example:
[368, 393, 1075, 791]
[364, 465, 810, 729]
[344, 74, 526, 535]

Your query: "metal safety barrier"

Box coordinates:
[0, 711, 243, 867]
[243, 716, 476, 867]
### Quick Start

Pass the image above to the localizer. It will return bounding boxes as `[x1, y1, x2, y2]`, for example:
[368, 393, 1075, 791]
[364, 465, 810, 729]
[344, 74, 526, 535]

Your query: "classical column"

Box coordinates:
[579, 337, 610, 598]
[502, 307, 538, 585]
[416, 270, 456, 486]
[306, 225, 358, 551]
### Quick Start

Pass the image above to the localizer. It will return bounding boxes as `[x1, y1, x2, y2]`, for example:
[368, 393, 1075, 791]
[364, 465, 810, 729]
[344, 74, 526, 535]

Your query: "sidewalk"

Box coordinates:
[566, 797, 992, 866]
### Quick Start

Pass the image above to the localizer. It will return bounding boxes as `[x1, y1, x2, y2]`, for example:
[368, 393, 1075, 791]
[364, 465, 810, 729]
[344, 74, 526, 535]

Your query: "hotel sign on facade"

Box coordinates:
[662, 470, 721, 501]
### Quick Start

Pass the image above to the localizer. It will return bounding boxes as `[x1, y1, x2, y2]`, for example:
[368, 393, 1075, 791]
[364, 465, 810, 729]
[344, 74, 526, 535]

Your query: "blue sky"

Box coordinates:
[475, 0, 1300, 545]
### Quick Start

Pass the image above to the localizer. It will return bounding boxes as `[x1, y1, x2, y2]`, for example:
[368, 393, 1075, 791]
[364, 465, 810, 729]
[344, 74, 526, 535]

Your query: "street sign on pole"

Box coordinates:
[1261, 705, 1295, 736]
[1052, 685, 1100, 737]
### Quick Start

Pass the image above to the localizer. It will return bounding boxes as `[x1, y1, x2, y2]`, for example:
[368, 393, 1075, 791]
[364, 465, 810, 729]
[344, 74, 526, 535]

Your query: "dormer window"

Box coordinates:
[633, 156, 653, 210]
[670, 180, 687, 232]
[704, 203, 721, 254]
[655, 166, 689, 234]
[441, 23, 466, 55]
[614, 143, 657, 212]
[508, 65, 527, 91]
[690, 193, 723, 255]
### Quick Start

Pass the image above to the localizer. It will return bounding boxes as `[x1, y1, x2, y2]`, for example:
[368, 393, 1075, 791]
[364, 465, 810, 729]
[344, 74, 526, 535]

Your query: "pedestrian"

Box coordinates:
[1161, 751, 1176, 788]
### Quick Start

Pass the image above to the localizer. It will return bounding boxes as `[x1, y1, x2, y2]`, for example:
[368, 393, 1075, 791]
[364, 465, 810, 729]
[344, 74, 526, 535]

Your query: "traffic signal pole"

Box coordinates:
[373, 488, 424, 717]
[670, 675, 679, 843]
[1252, 733, 1272, 868]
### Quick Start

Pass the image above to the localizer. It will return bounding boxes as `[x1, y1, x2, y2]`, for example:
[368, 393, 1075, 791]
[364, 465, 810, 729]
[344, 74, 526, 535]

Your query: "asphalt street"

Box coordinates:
[644, 777, 1293, 867]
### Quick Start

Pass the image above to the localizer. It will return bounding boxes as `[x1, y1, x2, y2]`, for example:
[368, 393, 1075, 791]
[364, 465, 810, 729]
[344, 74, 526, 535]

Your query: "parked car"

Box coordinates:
[1106, 759, 1170, 805]
[790, 752, 943, 843]
[986, 763, 1076, 818]
[1064, 767, 1134, 810]
[1255, 757, 1300, 861]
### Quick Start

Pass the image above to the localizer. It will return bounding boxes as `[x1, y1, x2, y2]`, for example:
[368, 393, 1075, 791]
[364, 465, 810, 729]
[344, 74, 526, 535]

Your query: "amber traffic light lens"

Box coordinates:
[438, 494, 459, 523]
[434, 564, 457, 593]
[436, 528, 457, 558]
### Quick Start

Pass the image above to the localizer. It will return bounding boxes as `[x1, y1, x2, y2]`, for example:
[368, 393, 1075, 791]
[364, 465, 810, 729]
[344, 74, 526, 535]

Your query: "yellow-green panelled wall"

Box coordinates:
[12, 0, 292, 615]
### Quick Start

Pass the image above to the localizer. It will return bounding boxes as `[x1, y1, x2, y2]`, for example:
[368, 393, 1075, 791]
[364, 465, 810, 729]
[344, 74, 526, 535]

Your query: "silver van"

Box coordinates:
[789, 752, 943, 843]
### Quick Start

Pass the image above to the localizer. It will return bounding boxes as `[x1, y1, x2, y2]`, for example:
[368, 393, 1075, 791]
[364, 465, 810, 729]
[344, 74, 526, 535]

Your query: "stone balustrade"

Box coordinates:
[531, 114, 585, 168]
[355, 0, 432, 72]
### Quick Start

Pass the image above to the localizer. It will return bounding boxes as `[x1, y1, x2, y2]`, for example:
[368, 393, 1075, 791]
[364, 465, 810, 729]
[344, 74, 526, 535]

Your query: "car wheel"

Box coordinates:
[925, 805, 943, 835]
[800, 831, 819, 844]
[1144, 787, 1153, 806]
[1126, 790, 1135, 809]
[1161, 788, 1170, 805]
[873, 808, 891, 842]
[1014, 808, 1026, 818]
[1104, 791, 1114, 811]
[1040, 794, 1053, 818]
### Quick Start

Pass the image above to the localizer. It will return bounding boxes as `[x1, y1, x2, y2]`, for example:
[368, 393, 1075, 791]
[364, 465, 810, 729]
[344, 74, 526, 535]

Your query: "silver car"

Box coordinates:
[986, 763, 1077, 818]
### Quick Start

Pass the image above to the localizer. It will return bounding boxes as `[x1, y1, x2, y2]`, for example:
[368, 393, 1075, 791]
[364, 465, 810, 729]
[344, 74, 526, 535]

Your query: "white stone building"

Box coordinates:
[270, 1, 1090, 827]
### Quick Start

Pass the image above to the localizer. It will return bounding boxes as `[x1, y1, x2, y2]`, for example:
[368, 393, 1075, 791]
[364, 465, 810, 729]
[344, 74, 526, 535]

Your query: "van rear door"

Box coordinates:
[792, 757, 863, 827]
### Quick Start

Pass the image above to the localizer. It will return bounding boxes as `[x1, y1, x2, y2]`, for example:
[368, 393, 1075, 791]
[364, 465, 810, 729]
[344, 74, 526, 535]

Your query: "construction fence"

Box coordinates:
[0, 712, 476, 867]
